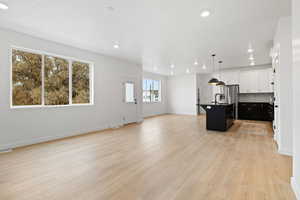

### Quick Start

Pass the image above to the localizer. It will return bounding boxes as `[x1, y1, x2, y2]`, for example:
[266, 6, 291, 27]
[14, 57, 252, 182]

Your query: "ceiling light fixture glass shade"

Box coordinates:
[208, 78, 219, 85]
[208, 54, 219, 85]
[216, 81, 226, 86]
[202, 64, 207, 69]
[194, 60, 199, 65]
[0, 2, 8, 10]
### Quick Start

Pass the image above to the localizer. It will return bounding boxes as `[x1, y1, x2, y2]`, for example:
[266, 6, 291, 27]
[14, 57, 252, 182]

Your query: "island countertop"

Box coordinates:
[200, 103, 234, 107]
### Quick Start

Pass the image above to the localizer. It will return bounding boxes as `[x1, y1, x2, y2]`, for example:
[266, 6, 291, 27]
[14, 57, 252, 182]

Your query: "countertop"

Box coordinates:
[200, 103, 234, 107]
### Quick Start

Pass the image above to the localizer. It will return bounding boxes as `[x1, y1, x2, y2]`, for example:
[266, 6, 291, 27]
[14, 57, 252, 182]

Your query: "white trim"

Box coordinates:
[291, 177, 300, 200]
[10, 104, 95, 110]
[0, 148, 13, 154]
[0, 125, 109, 151]
[41, 53, 45, 106]
[142, 79, 162, 103]
[143, 101, 162, 104]
[90, 62, 95, 105]
[69, 59, 72, 105]
[124, 81, 136, 103]
[278, 149, 293, 156]
[9, 46, 13, 108]
[10, 46, 94, 108]
[11, 45, 93, 64]
[167, 112, 198, 116]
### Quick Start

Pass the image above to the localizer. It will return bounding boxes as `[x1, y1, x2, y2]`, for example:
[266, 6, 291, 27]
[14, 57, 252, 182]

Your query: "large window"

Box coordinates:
[72, 61, 90, 104]
[44, 56, 69, 105]
[143, 79, 161, 102]
[11, 48, 93, 108]
[12, 50, 42, 106]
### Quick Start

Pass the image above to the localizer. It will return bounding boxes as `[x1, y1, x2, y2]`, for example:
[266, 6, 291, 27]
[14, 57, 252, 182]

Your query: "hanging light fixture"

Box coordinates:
[216, 61, 226, 86]
[208, 54, 219, 85]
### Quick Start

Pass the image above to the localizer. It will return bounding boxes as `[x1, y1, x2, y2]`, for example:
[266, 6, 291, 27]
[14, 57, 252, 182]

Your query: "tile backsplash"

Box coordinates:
[239, 93, 274, 103]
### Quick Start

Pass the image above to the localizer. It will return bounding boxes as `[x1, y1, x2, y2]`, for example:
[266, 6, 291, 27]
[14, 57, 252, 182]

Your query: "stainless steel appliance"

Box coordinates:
[224, 85, 239, 120]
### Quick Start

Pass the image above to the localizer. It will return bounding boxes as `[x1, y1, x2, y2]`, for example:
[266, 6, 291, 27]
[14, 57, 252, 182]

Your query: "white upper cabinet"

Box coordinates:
[239, 68, 273, 93]
[257, 68, 273, 93]
[220, 71, 240, 85]
[211, 67, 273, 96]
[240, 70, 252, 93]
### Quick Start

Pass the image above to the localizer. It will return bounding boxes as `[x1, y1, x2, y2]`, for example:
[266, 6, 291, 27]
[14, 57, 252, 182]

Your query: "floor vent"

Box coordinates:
[0, 148, 13, 154]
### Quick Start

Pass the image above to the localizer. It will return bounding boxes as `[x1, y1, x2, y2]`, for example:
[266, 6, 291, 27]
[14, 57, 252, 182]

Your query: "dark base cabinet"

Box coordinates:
[201, 104, 234, 132]
[238, 102, 274, 121]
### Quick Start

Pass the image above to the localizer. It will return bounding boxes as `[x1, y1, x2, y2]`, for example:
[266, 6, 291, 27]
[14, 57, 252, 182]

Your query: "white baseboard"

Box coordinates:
[291, 177, 300, 200]
[167, 112, 197, 116]
[0, 125, 110, 151]
[278, 148, 293, 156]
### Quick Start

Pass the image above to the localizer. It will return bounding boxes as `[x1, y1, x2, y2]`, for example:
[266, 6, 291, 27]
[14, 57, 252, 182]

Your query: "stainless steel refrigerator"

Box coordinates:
[224, 84, 240, 120]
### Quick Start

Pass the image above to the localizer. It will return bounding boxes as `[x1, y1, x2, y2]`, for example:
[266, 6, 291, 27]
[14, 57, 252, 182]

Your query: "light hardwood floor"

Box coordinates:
[0, 115, 296, 200]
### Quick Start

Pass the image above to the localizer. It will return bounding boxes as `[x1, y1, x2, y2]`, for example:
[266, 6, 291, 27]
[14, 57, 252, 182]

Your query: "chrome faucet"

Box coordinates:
[214, 93, 224, 104]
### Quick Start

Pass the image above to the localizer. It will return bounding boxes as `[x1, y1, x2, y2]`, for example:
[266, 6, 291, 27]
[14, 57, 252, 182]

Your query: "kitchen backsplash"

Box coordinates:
[239, 93, 274, 103]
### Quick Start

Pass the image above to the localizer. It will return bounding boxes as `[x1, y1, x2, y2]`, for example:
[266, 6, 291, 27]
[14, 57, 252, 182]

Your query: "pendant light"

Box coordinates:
[208, 54, 219, 85]
[216, 61, 226, 86]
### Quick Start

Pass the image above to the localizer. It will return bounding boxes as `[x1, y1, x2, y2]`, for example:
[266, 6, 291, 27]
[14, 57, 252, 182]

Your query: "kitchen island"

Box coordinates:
[200, 103, 234, 131]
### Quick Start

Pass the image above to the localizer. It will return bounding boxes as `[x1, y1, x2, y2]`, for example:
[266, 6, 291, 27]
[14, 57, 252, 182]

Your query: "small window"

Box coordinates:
[143, 79, 161, 102]
[44, 56, 69, 105]
[72, 61, 90, 104]
[125, 82, 135, 103]
[12, 49, 42, 106]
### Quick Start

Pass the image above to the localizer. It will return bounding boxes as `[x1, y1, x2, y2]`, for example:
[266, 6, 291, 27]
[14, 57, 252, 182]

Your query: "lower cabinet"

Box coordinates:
[238, 102, 274, 121]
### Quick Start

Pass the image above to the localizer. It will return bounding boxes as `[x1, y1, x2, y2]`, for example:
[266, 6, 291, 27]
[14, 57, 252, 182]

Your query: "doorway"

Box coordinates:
[122, 78, 139, 125]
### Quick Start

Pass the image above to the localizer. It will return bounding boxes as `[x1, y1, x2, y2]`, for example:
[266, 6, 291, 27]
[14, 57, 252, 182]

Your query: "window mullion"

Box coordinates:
[69, 60, 72, 105]
[150, 80, 153, 102]
[90, 63, 93, 104]
[41, 54, 45, 106]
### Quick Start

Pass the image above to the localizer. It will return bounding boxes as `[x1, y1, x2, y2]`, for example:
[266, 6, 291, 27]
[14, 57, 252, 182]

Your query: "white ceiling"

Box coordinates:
[0, 0, 291, 75]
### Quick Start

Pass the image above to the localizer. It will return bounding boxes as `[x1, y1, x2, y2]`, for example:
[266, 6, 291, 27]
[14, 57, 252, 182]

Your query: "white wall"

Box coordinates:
[0, 28, 143, 150]
[167, 74, 197, 115]
[273, 17, 293, 156]
[196, 74, 213, 113]
[291, 0, 300, 198]
[142, 71, 168, 117]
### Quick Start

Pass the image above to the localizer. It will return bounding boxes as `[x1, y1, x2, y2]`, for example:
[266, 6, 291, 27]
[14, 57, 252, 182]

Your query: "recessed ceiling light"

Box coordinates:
[202, 64, 207, 69]
[106, 6, 115, 11]
[194, 60, 199, 65]
[0, 2, 8, 10]
[249, 55, 254, 60]
[113, 43, 119, 49]
[201, 10, 210, 18]
[186, 68, 190, 74]
[250, 61, 255, 66]
[170, 64, 175, 69]
[248, 48, 254, 53]
[170, 71, 174, 76]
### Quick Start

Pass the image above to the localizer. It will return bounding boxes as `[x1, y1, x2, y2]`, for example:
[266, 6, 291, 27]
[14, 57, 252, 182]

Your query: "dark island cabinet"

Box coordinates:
[238, 102, 274, 121]
[200, 104, 234, 132]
